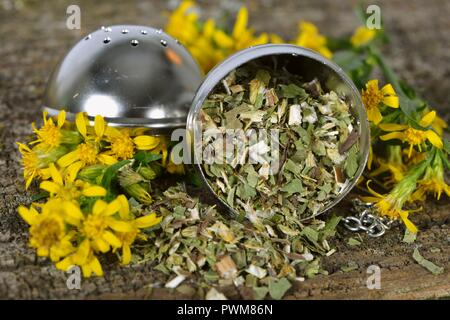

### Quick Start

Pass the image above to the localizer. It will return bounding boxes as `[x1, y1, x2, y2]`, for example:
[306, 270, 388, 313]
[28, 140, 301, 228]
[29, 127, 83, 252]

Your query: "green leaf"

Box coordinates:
[134, 151, 162, 165]
[402, 229, 417, 244]
[268, 278, 292, 300]
[31, 191, 49, 202]
[253, 286, 269, 300]
[333, 50, 365, 72]
[279, 84, 307, 99]
[412, 248, 443, 275]
[101, 160, 131, 190]
[280, 178, 303, 196]
[344, 145, 359, 178]
[347, 237, 361, 246]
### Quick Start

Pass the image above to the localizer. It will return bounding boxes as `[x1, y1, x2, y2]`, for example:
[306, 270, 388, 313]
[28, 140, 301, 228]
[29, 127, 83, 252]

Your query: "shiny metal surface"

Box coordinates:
[44, 25, 203, 129]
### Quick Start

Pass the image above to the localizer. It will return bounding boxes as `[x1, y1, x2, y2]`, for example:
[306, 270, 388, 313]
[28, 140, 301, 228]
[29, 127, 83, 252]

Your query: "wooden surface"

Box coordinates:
[0, 0, 449, 299]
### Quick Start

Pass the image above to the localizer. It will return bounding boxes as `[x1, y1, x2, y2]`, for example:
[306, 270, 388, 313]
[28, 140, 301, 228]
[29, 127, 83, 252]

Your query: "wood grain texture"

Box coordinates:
[0, 0, 449, 299]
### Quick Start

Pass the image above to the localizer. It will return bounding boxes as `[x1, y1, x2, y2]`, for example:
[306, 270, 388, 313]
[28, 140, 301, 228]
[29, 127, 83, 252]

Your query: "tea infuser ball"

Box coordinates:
[43, 25, 203, 130]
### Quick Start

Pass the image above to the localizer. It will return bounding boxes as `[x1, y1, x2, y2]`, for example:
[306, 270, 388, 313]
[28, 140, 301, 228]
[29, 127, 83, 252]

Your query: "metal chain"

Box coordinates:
[342, 198, 396, 237]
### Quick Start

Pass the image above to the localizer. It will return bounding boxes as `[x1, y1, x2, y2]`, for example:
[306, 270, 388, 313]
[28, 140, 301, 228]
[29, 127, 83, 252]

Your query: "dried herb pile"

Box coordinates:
[200, 62, 361, 220]
[136, 183, 340, 299]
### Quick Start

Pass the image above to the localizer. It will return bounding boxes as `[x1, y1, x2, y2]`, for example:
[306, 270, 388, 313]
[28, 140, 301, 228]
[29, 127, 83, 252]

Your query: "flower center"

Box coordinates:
[110, 135, 134, 160]
[37, 122, 61, 148]
[58, 184, 82, 201]
[83, 215, 107, 239]
[403, 128, 426, 145]
[30, 216, 64, 250]
[78, 143, 98, 165]
[362, 86, 383, 110]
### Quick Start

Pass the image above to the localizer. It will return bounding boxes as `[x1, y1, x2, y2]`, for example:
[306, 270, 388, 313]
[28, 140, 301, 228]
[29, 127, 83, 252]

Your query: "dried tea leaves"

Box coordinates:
[200, 62, 361, 220]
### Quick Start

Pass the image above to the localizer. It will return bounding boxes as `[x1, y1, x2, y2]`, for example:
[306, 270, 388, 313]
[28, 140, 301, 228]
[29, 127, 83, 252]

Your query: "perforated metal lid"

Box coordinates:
[44, 25, 203, 130]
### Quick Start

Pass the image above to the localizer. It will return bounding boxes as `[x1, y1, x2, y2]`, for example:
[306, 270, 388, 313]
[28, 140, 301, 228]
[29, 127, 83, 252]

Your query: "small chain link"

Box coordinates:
[342, 199, 396, 237]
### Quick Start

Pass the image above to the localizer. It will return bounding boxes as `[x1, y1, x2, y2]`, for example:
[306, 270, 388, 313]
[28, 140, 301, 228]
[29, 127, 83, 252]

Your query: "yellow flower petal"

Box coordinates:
[40, 180, 61, 194]
[89, 256, 103, 276]
[82, 186, 107, 197]
[75, 112, 87, 138]
[121, 244, 131, 265]
[419, 111, 436, 127]
[62, 201, 84, 223]
[18, 206, 38, 225]
[94, 238, 110, 253]
[213, 30, 234, 49]
[425, 130, 443, 149]
[117, 194, 130, 219]
[134, 213, 162, 229]
[57, 150, 80, 168]
[102, 231, 122, 248]
[378, 123, 409, 131]
[49, 163, 63, 185]
[92, 199, 107, 216]
[97, 153, 117, 165]
[65, 161, 83, 183]
[73, 239, 90, 264]
[367, 106, 383, 124]
[381, 83, 396, 96]
[103, 199, 121, 216]
[366, 180, 384, 198]
[399, 211, 418, 233]
[57, 110, 66, 128]
[108, 220, 134, 232]
[133, 135, 160, 150]
[55, 256, 73, 271]
[94, 115, 106, 138]
[232, 7, 248, 39]
[380, 132, 405, 141]
[382, 96, 399, 108]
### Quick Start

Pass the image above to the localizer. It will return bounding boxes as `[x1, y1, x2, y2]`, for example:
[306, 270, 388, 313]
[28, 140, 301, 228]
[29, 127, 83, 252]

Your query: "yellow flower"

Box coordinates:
[428, 110, 448, 136]
[17, 142, 67, 189]
[56, 239, 103, 277]
[31, 110, 66, 149]
[115, 195, 162, 264]
[74, 198, 134, 253]
[294, 21, 332, 59]
[57, 113, 117, 178]
[18, 199, 76, 261]
[411, 153, 450, 201]
[350, 26, 376, 47]
[166, 2, 269, 72]
[40, 163, 106, 201]
[361, 181, 418, 233]
[54, 197, 131, 276]
[361, 79, 399, 124]
[379, 111, 443, 157]
[105, 127, 160, 160]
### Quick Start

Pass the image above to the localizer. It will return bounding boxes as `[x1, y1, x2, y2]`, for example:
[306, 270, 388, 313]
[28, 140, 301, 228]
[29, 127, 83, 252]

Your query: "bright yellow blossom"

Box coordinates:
[31, 110, 66, 149]
[350, 26, 376, 47]
[17, 142, 67, 189]
[361, 181, 418, 233]
[18, 199, 76, 261]
[361, 79, 399, 124]
[40, 163, 106, 201]
[115, 195, 162, 264]
[411, 153, 450, 201]
[105, 127, 161, 160]
[56, 238, 103, 277]
[294, 21, 332, 59]
[57, 113, 117, 177]
[379, 111, 443, 157]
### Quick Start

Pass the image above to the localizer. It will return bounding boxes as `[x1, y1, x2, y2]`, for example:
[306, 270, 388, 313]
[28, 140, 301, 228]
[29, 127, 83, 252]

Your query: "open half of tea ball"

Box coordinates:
[43, 25, 203, 130]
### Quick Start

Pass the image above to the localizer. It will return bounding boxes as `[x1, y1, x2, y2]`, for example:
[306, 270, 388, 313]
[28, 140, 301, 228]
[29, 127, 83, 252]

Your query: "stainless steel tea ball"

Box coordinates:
[43, 25, 203, 130]
[187, 44, 370, 220]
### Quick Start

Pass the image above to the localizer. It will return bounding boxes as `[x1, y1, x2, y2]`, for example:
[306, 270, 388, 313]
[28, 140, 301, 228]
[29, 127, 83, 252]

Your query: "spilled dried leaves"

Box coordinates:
[134, 183, 341, 299]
